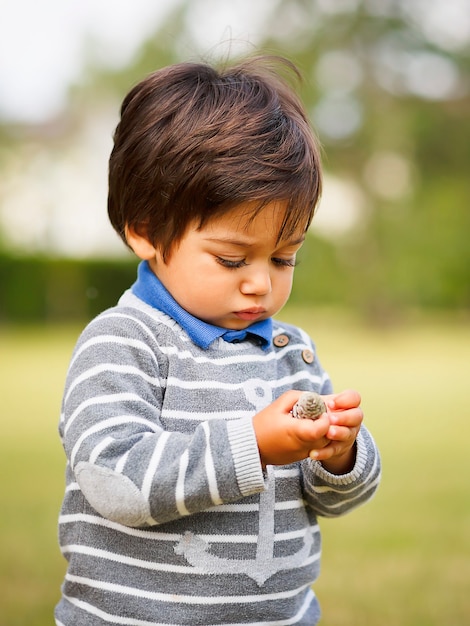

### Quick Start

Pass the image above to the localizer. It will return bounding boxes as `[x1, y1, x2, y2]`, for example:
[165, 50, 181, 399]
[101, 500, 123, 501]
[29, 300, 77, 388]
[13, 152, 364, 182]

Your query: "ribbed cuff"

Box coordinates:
[226, 417, 265, 496]
[312, 428, 369, 486]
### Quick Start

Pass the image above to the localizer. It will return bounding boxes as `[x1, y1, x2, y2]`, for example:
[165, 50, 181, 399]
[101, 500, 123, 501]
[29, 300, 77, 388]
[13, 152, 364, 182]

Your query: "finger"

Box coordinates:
[329, 407, 363, 427]
[308, 441, 336, 461]
[327, 424, 360, 443]
[326, 389, 361, 411]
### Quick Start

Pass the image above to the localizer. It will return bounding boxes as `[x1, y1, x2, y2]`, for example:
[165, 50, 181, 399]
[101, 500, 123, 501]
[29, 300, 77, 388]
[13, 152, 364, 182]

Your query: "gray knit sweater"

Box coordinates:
[56, 291, 381, 625]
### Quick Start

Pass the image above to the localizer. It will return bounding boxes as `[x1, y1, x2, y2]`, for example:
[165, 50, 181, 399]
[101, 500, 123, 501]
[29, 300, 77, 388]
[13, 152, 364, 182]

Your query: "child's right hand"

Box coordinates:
[252, 390, 331, 467]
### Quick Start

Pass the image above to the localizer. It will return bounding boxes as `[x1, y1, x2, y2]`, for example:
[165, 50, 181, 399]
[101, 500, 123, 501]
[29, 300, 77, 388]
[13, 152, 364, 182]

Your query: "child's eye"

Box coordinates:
[216, 257, 248, 269]
[272, 257, 297, 268]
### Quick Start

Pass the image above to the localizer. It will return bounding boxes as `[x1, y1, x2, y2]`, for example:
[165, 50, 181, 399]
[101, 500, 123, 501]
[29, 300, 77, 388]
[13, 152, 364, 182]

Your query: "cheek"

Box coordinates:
[272, 278, 294, 310]
[275, 272, 294, 298]
[184, 272, 232, 304]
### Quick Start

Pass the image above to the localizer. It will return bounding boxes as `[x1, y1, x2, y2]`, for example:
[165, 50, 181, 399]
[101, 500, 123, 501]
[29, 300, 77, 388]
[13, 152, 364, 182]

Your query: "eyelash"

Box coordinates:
[216, 257, 297, 269]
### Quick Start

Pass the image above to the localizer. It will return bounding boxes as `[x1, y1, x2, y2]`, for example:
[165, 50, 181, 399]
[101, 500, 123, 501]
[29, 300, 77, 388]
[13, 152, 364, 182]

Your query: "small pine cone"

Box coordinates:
[292, 391, 326, 420]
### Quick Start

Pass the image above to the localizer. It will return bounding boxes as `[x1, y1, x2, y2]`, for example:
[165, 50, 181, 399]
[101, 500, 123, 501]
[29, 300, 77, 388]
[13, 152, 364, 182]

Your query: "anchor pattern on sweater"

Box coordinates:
[174, 466, 314, 586]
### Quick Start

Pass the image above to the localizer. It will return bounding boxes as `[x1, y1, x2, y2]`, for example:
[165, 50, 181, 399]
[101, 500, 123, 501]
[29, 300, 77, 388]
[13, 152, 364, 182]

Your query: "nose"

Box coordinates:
[240, 264, 272, 296]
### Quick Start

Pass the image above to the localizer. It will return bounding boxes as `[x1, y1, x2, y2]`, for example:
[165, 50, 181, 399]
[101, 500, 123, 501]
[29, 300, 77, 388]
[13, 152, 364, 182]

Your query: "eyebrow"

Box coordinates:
[203, 235, 306, 247]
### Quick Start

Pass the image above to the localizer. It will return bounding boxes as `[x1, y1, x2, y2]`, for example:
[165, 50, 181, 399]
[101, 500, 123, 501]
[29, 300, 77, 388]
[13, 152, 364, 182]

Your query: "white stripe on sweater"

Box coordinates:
[202, 421, 223, 505]
[175, 450, 190, 516]
[59, 513, 319, 543]
[70, 415, 159, 468]
[65, 573, 313, 605]
[157, 342, 314, 365]
[165, 370, 323, 391]
[64, 363, 163, 404]
[69, 335, 159, 371]
[89, 436, 114, 465]
[141, 431, 171, 500]
[64, 392, 155, 436]
[61, 542, 320, 576]
[62, 586, 316, 625]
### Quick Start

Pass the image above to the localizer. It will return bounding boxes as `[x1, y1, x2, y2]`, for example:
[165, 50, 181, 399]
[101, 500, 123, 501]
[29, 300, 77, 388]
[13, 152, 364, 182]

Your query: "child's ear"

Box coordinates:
[125, 225, 157, 260]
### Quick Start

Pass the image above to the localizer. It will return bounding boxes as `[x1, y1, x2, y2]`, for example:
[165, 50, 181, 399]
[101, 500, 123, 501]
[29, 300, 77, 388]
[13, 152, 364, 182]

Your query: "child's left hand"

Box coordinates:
[309, 389, 363, 474]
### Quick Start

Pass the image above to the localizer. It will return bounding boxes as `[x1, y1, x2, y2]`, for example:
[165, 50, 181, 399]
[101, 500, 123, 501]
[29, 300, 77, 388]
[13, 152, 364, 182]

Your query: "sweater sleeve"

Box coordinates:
[59, 311, 265, 528]
[300, 425, 381, 517]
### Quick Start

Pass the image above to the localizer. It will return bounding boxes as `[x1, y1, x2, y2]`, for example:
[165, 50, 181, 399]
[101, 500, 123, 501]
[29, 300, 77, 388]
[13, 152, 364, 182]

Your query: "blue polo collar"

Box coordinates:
[131, 261, 272, 351]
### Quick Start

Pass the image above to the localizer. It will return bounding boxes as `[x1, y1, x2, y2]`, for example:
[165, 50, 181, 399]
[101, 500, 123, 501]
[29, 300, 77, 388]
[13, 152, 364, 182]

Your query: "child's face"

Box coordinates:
[146, 202, 305, 330]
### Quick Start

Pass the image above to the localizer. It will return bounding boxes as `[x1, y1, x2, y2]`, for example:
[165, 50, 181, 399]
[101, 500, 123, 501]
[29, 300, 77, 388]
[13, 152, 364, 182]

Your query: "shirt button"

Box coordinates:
[302, 349, 314, 364]
[273, 334, 289, 347]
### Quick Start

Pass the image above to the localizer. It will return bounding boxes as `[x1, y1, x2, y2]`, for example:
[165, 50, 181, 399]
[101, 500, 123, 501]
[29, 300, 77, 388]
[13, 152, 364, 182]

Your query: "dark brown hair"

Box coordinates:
[108, 55, 322, 260]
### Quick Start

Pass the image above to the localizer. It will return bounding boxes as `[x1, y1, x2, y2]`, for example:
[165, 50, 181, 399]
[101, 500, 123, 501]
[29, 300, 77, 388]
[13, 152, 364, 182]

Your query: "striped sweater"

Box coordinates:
[56, 290, 381, 626]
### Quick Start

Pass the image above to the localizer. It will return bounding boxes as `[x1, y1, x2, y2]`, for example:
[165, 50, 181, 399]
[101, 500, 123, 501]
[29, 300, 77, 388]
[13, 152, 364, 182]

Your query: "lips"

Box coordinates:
[234, 308, 266, 321]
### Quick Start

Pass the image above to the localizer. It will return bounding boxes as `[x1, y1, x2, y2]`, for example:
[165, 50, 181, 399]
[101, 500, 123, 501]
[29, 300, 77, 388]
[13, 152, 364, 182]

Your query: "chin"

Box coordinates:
[220, 320, 251, 330]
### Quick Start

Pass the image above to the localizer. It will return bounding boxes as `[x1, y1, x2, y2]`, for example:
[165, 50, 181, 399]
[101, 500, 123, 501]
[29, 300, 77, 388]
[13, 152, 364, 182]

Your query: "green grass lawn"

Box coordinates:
[1, 311, 469, 626]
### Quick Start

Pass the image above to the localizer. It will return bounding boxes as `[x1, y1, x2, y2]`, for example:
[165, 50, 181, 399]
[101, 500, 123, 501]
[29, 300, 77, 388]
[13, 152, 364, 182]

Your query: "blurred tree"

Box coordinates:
[0, 0, 468, 321]
[259, 0, 470, 317]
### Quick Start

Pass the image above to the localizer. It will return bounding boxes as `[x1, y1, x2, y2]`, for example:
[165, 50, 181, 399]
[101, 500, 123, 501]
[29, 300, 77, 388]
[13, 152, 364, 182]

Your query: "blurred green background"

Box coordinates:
[1, 0, 469, 624]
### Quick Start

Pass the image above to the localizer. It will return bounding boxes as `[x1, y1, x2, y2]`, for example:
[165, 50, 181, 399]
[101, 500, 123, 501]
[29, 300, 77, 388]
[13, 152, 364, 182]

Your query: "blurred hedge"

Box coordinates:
[0, 255, 138, 323]
[1, 229, 467, 325]
[0, 239, 346, 324]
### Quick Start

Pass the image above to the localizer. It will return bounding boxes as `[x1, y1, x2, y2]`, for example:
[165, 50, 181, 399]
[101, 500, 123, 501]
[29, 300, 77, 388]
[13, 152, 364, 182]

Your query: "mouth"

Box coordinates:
[234, 308, 266, 321]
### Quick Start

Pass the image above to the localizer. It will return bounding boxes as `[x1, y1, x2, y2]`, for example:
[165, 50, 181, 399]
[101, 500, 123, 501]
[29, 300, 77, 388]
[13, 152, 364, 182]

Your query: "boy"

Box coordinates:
[56, 56, 380, 625]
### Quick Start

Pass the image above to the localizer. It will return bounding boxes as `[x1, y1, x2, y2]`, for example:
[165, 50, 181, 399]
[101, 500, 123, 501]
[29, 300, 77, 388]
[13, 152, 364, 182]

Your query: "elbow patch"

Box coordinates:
[75, 462, 153, 527]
